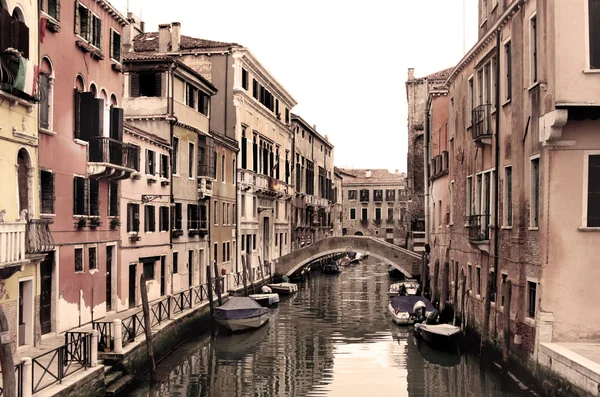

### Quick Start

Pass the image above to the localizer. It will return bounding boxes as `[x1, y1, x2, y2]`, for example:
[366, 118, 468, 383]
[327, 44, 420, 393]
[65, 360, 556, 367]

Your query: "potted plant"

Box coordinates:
[75, 218, 87, 228]
[89, 218, 101, 228]
[109, 218, 121, 229]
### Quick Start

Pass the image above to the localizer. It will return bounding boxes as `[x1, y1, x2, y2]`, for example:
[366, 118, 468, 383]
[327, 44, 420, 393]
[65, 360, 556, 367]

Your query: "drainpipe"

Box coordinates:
[168, 62, 177, 295]
[423, 79, 431, 246]
[492, 32, 502, 332]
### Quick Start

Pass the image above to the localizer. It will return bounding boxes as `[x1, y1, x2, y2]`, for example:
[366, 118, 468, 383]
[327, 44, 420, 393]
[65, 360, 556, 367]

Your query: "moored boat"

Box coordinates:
[403, 279, 420, 295]
[267, 282, 298, 295]
[323, 262, 342, 274]
[248, 293, 280, 306]
[214, 297, 270, 332]
[388, 296, 435, 325]
[414, 311, 463, 351]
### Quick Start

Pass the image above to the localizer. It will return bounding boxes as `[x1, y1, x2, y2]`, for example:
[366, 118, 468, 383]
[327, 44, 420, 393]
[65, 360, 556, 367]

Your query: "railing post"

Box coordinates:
[90, 330, 98, 367]
[113, 319, 123, 354]
[168, 295, 174, 319]
[21, 358, 32, 397]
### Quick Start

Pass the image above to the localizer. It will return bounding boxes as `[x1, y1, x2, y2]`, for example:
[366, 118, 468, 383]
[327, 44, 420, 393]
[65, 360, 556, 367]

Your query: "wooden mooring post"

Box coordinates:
[140, 274, 157, 383]
[440, 261, 449, 313]
[258, 256, 266, 287]
[480, 278, 493, 368]
[432, 259, 440, 308]
[241, 255, 249, 296]
[461, 273, 467, 332]
[453, 265, 459, 326]
[502, 280, 512, 379]
[206, 264, 215, 315]
[212, 261, 223, 306]
[0, 306, 16, 397]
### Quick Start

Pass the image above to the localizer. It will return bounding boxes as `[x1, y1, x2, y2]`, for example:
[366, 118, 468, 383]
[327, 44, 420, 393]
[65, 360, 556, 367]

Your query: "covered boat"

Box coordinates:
[249, 286, 280, 307]
[267, 282, 298, 295]
[214, 297, 269, 332]
[388, 296, 435, 325]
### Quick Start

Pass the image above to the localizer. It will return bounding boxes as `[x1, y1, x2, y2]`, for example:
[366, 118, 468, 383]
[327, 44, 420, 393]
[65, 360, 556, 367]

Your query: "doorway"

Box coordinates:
[106, 246, 113, 312]
[18, 279, 33, 347]
[199, 249, 205, 285]
[263, 217, 270, 261]
[128, 264, 136, 308]
[188, 250, 194, 288]
[160, 256, 166, 296]
[40, 253, 54, 335]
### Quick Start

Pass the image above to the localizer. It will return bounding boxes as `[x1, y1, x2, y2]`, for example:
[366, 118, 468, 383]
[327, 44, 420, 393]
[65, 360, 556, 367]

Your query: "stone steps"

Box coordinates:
[105, 374, 135, 397]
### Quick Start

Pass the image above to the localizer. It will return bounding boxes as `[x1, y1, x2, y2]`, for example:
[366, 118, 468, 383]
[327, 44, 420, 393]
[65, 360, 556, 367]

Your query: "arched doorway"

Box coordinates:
[354, 231, 364, 236]
[17, 148, 32, 219]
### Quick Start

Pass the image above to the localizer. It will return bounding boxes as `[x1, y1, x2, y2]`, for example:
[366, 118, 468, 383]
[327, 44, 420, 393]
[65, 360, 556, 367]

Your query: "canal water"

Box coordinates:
[128, 258, 537, 397]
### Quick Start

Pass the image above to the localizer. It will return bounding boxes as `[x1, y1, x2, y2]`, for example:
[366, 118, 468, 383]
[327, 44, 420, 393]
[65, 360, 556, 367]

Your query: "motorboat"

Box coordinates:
[388, 296, 435, 325]
[248, 286, 280, 307]
[388, 282, 404, 297]
[337, 256, 352, 267]
[214, 297, 269, 332]
[403, 279, 420, 295]
[267, 282, 298, 295]
[388, 279, 420, 296]
[323, 262, 342, 274]
[414, 310, 463, 351]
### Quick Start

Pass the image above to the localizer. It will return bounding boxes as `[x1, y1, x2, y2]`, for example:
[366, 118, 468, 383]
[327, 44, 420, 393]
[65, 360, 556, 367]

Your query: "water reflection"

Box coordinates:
[128, 259, 535, 397]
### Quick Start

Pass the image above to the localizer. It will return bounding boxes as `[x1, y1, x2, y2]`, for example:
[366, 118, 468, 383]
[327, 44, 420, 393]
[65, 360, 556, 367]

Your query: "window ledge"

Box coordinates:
[74, 139, 88, 146]
[528, 226, 539, 231]
[524, 317, 535, 327]
[501, 225, 513, 230]
[502, 99, 512, 107]
[41, 12, 61, 32]
[0, 89, 35, 112]
[40, 213, 56, 218]
[39, 127, 56, 136]
[578, 227, 600, 232]
[582, 69, 600, 74]
[528, 81, 542, 92]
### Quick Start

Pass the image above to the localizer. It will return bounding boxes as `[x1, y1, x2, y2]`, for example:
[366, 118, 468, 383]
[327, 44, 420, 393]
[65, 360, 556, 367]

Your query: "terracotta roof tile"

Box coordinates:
[426, 67, 454, 81]
[133, 32, 238, 53]
[122, 52, 173, 61]
[338, 169, 406, 185]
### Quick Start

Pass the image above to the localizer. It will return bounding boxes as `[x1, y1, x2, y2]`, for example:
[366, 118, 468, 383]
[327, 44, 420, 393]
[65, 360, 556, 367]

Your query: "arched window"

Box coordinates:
[0, 7, 29, 58]
[17, 148, 33, 218]
[221, 154, 225, 183]
[241, 127, 247, 169]
[89, 83, 97, 97]
[100, 89, 109, 137]
[75, 75, 84, 91]
[39, 57, 54, 131]
[110, 94, 117, 107]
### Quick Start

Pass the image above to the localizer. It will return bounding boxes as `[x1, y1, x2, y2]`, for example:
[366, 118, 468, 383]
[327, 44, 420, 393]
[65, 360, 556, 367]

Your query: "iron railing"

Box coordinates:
[468, 214, 491, 241]
[472, 104, 492, 141]
[0, 50, 43, 103]
[88, 137, 140, 171]
[121, 311, 145, 345]
[0, 361, 23, 397]
[92, 320, 113, 352]
[25, 219, 55, 254]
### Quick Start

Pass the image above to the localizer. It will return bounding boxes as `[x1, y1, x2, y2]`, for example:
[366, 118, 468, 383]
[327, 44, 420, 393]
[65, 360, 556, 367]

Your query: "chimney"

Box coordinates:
[408, 68, 415, 81]
[171, 22, 181, 52]
[122, 12, 145, 53]
[395, 169, 399, 174]
[158, 23, 171, 53]
[365, 170, 372, 178]
[313, 124, 317, 131]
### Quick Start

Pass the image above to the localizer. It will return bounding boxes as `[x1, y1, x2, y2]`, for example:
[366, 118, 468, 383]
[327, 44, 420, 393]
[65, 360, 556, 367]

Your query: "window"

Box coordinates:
[144, 205, 155, 232]
[450, 181, 455, 225]
[241, 195, 246, 217]
[172, 203, 182, 230]
[88, 247, 97, 270]
[590, 1, 600, 68]
[172, 137, 179, 175]
[360, 189, 369, 202]
[143, 261, 155, 280]
[232, 159, 236, 182]
[501, 273, 508, 307]
[188, 143, 194, 178]
[221, 155, 226, 182]
[466, 176, 473, 217]
[187, 204, 199, 229]
[0, 8, 29, 58]
[527, 281, 537, 318]
[531, 157, 540, 227]
[253, 234, 257, 250]
[172, 252, 178, 274]
[213, 243, 218, 264]
[350, 208, 356, 220]
[185, 83, 196, 108]
[89, 178, 99, 216]
[127, 203, 140, 232]
[74, 248, 83, 272]
[129, 72, 162, 97]
[530, 15, 537, 84]
[41, 170, 55, 214]
[468, 264, 473, 291]
[222, 243, 227, 263]
[146, 149, 155, 175]
[160, 154, 169, 178]
[73, 176, 89, 216]
[40, 0, 61, 21]
[587, 155, 600, 227]
[222, 202, 226, 224]
[159, 206, 169, 231]
[39, 71, 51, 129]
[242, 68, 249, 90]
[489, 269, 495, 302]
[504, 166, 513, 226]
[386, 189, 395, 202]
[110, 29, 121, 61]
[361, 208, 368, 221]
[109, 181, 118, 217]
[476, 267, 482, 295]
[75, 4, 101, 49]
[214, 200, 218, 224]
[253, 197, 257, 218]
[504, 41, 512, 100]
[468, 77, 474, 124]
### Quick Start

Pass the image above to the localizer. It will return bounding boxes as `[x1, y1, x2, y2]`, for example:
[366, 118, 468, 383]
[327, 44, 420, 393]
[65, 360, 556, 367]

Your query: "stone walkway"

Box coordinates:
[539, 342, 600, 396]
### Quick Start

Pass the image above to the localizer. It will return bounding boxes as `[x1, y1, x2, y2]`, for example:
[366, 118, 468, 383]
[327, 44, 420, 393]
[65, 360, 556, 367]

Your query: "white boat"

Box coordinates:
[404, 279, 420, 295]
[414, 322, 462, 351]
[388, 296, 435, 325]
[388, 282, 404, 297]
[249, 287, 280, 307]
[267, 282, 298, 295]
[214, 297, 270, 332]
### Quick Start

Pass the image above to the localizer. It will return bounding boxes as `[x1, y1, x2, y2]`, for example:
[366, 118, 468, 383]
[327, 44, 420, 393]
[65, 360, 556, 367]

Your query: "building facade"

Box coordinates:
[339, 169, 408, 245]
[0, 0, 55, 352]
[37, 0, 130, 333]
[290, 114, 336, 250]
[423, 0, 600, 369]
[122, 28, 217, 298]
[333, 169, 343, 237]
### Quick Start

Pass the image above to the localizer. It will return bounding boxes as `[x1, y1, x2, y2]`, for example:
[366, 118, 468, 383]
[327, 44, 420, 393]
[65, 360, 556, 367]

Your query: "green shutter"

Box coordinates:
[74, 1, 79, 34]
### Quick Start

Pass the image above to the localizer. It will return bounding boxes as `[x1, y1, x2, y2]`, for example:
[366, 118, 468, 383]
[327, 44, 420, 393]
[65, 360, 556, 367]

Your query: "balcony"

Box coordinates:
[0, 221, 28, 269]
[88, 137, 139, 179]
[468, 214, 491, 252]
[373, 192, 383, 203]
[472, 104, 492, 145]
[198, 178, 213, 198]
[26, 219, 55, 254]
[0, 50, 41, 110]
[188, 220, 208, 237]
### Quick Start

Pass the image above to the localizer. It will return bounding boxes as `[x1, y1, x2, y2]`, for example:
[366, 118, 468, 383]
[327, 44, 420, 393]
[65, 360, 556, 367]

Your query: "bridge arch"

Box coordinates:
[274, 236, 422, 278]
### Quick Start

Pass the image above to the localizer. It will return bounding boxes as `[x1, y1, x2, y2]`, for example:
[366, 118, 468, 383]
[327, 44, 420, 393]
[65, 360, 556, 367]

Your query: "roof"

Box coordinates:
[124, 123, 170, 146]
[133, 32, 238, 53]
[122, 52, 174, 61]
[426, 67, 454, 81]
[338, 169, 406, 185]
[290, 113, 333, 149]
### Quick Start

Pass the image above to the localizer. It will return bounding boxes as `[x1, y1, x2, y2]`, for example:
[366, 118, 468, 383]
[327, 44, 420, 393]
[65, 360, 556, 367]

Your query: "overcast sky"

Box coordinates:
[115, 0, 478, 172]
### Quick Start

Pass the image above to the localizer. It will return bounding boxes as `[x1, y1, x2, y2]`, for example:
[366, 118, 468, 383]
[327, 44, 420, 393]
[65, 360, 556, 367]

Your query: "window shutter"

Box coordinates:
[588, 155, 600, 226]
[203, 93, 209, 116]
[114, 31, 120, 61]
[41, 171, 55, 214]
[170, 206, 175, 230]
[55, 0, 61, 21]
[134, 204, 139, 232]
[590, 0, 600, 68]
[39, 73, 50, 129]
[78, 92, 94, 141]
[92, 97, 103, 138]
[85, 8, 91, 41]
[241, 136, 247, 169]
[0, 8, 11, 52]
[17, 20, 29, 58]
[73, 89, 81, 138]
[84, 178, 90, 215]
[10, 16, 18, 51]
[110, 107, 124, 141]
[187, 205, 192, 230]
[154, 72, 162, 97]
[74, 1, 79, 34]
[129, 73, 140, 97]
[96, 17, 102, 50]
[90, 178, 99, 216]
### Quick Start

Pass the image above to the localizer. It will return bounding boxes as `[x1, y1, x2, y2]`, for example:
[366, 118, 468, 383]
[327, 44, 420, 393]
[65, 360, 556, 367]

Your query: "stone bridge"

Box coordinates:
[273, 236, 423, 277]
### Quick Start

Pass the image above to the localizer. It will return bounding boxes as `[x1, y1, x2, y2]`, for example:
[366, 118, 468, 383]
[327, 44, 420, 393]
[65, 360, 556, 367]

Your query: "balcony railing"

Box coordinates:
[26, 219, 55, 254]
[472, 104, 492, 144]
[88, 137, 139, 175]
[0, 50, 43, 103]
[0, 221, 26, 266]
[468, 214, 490, 241]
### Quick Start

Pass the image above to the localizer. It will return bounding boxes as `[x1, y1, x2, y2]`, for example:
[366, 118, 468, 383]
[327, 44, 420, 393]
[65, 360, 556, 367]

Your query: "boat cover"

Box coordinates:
[390, 296, 435, 314]
[214, 297, 268, 320]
